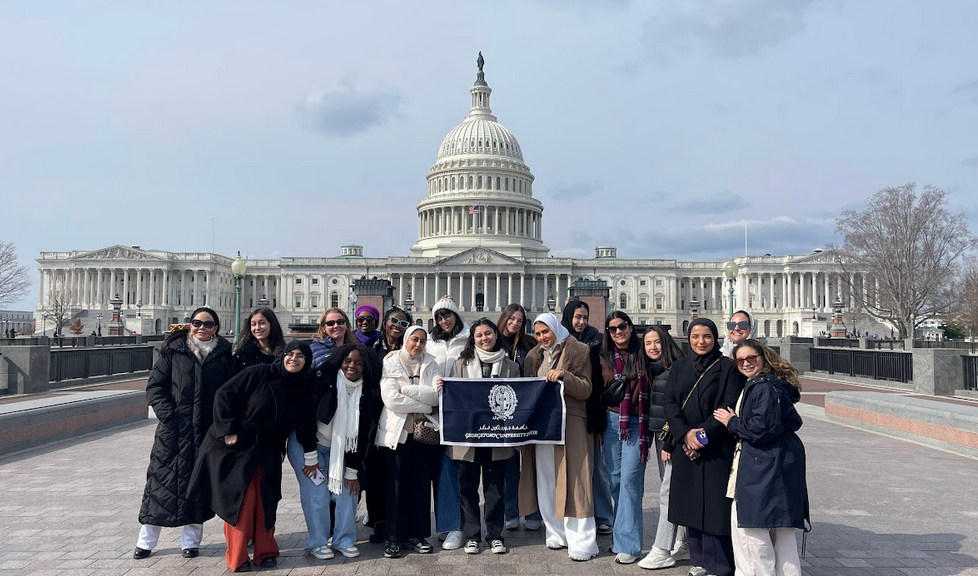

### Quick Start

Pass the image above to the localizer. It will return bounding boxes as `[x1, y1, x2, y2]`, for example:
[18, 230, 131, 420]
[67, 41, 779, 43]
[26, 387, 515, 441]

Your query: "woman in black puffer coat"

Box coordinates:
[134, 307, 238, 560]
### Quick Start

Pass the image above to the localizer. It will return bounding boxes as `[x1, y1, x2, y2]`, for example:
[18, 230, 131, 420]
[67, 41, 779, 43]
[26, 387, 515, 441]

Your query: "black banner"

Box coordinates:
[439, 377, 566, 447]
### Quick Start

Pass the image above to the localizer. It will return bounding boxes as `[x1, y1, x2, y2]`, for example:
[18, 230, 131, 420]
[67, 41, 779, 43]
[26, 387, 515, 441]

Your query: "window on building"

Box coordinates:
[640, 296, 648, 310]
[619, 292, 628, 309]
[640, 280, 647, 286]
[295, 278, 302, 285]
[655, 280, 663, 286]
[330, 291, 339, 308]
[655, 296, 663, 310]
[294, 295, 303, 308]
[311, 278, 319, 285]
[310, 294, 319, 308]
[292, 316, 302, 325]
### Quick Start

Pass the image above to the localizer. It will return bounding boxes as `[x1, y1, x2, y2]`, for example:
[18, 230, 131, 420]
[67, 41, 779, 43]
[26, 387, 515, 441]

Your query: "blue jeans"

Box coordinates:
[603, 411, 647, 556]
[434, 451, 462, 533]
[503, 452, 542, 523]
[592, 433, 614, 526]
[286, 432, 358, 551]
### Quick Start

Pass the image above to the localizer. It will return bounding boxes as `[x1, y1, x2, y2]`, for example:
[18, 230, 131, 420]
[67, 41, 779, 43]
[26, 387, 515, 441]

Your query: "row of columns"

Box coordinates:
[429, 172, 530, 196]
[38, 267, 231, 311]
[419, 205, 541, 240]
[389, 271, 572, 314]
[735, 271, 878, 312]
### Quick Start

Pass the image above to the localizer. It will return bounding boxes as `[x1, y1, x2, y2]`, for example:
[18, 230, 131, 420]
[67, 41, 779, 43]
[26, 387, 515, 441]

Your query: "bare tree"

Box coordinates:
[18, 320, 35, 336]
[951, 255, 978, 347]
[833, 183, 977, 338]
[0, 241, 30, 308]
[43, 286, 72, 337]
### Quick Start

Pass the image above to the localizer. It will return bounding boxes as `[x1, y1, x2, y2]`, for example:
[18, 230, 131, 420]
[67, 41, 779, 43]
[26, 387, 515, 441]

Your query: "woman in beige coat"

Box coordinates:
[518, 312, 599, 561]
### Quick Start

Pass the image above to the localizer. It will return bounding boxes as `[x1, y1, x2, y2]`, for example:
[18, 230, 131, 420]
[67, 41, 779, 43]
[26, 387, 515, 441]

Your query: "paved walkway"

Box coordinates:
[1, 394, 977, 575]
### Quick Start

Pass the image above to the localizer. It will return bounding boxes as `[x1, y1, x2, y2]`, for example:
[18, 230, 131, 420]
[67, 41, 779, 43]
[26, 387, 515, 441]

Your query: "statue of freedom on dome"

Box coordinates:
[477, 51, 484, 72]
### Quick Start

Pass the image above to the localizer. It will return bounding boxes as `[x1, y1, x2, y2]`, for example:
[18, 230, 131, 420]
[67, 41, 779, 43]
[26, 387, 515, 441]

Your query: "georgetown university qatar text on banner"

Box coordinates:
[439, 377, 567, 447]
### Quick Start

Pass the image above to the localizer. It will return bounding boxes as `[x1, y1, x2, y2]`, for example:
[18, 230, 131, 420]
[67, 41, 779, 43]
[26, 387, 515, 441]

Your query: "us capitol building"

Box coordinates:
[35, 57, 874, 338]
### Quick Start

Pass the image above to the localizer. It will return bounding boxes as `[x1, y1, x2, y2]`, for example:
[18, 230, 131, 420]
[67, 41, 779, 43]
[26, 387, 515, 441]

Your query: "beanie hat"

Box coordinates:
[432, 295, 460, 319]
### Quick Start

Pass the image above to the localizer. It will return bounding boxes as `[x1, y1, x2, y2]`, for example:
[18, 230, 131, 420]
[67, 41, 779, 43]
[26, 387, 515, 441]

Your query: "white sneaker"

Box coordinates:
[615, 552, 639, 564]
[442, 530, 465, 550]
[503, 518, 519, 530]
[490, 539, 507, 554]
[671, 542, 690, 562]
[689, 567, 708, 576]
[464, 539, 480, 554]
[546, 538, 566, 550]
[336, 545, 360, 558]
[311, 545, 334, 560]
[523, 518, 542, 531]
[638, 546, 676, 570]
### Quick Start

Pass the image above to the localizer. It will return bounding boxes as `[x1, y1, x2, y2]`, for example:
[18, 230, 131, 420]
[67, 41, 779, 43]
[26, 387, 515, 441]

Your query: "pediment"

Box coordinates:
[434, 247, 522, 266]
[72, 245, 165, 261]
[791, 250, 840, 266]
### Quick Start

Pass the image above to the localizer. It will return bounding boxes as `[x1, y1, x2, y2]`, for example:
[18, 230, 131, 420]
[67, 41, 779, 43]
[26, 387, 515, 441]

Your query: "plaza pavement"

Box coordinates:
[1, 382, 977, 575]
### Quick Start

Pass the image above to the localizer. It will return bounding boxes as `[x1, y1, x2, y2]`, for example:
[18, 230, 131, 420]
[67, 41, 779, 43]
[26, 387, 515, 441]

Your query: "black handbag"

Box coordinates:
[600, 373, 626, 407]
[413, 418, 441, 445]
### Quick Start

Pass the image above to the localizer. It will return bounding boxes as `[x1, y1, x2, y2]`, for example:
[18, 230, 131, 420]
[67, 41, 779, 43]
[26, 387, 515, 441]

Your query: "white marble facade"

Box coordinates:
[34, 59, 873, 337]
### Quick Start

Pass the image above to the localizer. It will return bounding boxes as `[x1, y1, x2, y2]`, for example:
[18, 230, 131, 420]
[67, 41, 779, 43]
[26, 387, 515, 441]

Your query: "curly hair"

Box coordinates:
[378, 306, 414, 352]
[733, 339, 801, 389]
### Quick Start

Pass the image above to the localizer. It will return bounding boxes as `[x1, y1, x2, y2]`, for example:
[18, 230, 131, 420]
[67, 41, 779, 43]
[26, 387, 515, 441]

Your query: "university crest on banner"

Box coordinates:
[439, 377, 566, 447]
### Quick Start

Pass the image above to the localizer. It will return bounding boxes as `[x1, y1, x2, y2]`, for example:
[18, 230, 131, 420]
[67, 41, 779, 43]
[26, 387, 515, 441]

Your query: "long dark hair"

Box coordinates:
[234, 308, 285, 355]
[379, 306, 414, 352]
[459, 317, 501, 362]
[322, 343, 382, 390]
[602, 310, 642, 379]
[431, 309, 464, 341]
[641, 324, 684, 371]
[496, 303, 535, 357]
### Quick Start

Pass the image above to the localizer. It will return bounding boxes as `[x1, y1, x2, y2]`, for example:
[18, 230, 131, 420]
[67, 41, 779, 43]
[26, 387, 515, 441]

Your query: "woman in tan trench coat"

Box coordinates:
[518, 312, 599, 561]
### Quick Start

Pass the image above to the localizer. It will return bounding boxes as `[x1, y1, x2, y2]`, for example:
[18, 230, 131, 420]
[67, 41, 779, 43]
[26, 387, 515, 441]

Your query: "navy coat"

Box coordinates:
[727, 373, 809, 529]
[663, 354, 745, 535]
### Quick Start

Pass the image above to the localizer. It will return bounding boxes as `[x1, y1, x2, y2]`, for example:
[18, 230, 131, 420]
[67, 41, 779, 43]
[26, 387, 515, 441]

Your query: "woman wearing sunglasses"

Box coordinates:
[135, 307, 238, 560]
[662, 318, 745, 576]
[713, 340, 808, 576]
[310, 308, 358, 377]
[597, 312, 649, 564]
[354, 305, 383, 351]
[720, 310, 757, 358]
[234, 308, 286, 370]
[426, 296, 469, 550]
[376, 306, 414, 357]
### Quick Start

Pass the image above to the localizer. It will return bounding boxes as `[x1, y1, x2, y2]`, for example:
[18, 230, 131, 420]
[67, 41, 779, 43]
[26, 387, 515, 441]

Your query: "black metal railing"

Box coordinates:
[810, 348, 913, 383]
[866, 339, 905, 350]
[49, 345, 154, 382]
[914, 340, 977, 351]
[789, 337, 814, 344]
[964, 356, 978, 391]
[816, 338, 860, 348]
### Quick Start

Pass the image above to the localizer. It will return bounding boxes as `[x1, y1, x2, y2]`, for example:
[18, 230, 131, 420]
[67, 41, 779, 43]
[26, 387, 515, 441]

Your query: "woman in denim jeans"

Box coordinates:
[597, 311, 651, 565]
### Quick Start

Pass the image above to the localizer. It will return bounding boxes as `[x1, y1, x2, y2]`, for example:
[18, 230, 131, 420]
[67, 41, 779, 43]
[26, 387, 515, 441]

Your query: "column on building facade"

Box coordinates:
[530, 274, 536, 311]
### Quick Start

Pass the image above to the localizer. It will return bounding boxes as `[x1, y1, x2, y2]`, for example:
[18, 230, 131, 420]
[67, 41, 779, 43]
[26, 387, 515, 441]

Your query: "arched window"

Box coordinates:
[468, 176, 473, 189]
[619, 292, 628, 309]
[505, 177, 509, 191]
[477, 176, 483, 189]
[452, 176, 456, 189]
[330, 291, 339, 308]
[437, 179, 442, 192]
[496, 176, 501, 189]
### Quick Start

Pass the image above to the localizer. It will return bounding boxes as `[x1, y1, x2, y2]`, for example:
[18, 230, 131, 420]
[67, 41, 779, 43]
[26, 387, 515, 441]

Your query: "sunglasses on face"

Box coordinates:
[323, 319, 347, 327]
[607, 323, 629, 333]
[735, 354, 761, 367]
[356, 316, 376, 324]
[389, 318, 410, 329]
[727, 320, 751, 331]
[191, 319, 216, 329]
[435, 311, 454, 321]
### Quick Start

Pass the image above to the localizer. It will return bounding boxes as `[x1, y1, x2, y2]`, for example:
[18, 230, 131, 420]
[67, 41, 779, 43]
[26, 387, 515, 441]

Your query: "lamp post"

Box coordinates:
[231, 252, 247, 345]
[547, 292, 556, 312]
[137, 301, 142, 317]
[722, 259, 739, 315]
[96, 313, 103, 337]
[2, 316, 8, 339]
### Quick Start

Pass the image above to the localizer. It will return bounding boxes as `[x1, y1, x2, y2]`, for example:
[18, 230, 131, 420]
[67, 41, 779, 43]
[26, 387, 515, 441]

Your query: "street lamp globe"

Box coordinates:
[722, 259, 739, 279]
[231, 252, 247, 277]
[231, 252, 247, 344]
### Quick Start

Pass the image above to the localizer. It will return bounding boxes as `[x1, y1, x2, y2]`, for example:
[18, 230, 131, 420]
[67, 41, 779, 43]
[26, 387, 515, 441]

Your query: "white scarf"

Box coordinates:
[327, 372, 363, 495]
[189, 334, 217, 363]
[465, 347, 507, 378]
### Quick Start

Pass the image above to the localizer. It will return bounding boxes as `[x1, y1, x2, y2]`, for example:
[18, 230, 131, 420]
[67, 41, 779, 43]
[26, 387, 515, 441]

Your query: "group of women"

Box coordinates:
[132, 298, 808, 575]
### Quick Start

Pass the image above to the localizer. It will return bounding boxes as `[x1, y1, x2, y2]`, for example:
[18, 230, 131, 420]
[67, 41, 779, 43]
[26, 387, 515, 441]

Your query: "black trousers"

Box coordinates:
[456, 448, 505, 543]
[364, 444, 388, 535]
[384, 436, 440, 543]
[687, 526, 735, 576]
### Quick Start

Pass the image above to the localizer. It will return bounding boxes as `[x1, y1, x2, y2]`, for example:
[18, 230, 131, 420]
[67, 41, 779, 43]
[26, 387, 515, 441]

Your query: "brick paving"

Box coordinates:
[1, 405, 977, 575]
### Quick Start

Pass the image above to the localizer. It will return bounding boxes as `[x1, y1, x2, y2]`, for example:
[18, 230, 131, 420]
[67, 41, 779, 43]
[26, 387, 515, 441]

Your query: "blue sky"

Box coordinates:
[2, 0, 977, 310]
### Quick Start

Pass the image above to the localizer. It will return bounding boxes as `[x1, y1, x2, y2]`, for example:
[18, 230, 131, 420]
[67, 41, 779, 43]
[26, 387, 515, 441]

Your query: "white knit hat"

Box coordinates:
[432, 295, 460, 319]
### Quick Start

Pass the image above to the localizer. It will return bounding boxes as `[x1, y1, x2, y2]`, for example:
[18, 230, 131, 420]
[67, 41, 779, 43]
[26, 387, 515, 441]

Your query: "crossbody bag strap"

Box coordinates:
[680, 357, 720, 410]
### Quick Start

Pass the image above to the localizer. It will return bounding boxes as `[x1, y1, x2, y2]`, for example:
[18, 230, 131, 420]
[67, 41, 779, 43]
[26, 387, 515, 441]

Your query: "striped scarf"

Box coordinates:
[615, 349, 651, 462]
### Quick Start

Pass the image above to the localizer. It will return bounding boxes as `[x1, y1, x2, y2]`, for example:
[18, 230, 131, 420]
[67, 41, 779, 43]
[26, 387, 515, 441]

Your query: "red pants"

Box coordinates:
[224, 464, 278, 571]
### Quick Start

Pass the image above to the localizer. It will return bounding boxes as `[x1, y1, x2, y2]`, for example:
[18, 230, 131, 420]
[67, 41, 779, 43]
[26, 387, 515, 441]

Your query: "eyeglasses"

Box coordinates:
[735, 354, 761, 367]
[435, 311, 454, 321]
[356, 316, 376, 324]
[191, 319, 216, 329]
[607, 323, 630, 333]
[727, 320, 751, 331]
[323, 319, 347, 327]
[389, 318, 410, 329]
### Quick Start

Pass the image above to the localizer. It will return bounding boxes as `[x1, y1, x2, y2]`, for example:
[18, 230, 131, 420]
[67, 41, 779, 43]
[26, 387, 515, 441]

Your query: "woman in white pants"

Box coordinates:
[714, 340, 809, 576]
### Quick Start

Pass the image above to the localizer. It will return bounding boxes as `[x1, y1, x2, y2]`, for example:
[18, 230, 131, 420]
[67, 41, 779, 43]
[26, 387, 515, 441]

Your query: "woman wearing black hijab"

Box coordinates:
[189, 341, 313, 573]
[662, 318, 745, 576]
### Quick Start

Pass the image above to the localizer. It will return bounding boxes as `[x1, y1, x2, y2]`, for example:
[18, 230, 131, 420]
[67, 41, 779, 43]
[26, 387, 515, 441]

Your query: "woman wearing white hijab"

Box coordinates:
[720, 310, 758, 359]
[374, 326, 441, 559]
[517, 313, 599, 561]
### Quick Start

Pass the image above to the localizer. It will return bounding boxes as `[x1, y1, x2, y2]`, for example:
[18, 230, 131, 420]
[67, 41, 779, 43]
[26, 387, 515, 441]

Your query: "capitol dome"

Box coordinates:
[411, 54, 548, 260]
